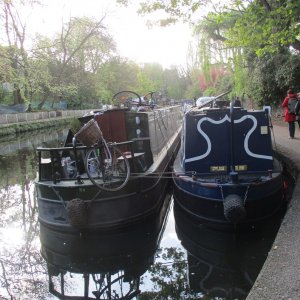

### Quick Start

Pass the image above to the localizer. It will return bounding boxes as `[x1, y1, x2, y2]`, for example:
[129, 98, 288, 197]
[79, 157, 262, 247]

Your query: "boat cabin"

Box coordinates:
[37, 106, 182, 183]
[182, 107, 274, 175]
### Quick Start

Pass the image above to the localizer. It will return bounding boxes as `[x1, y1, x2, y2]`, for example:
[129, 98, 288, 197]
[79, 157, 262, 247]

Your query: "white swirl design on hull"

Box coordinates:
[185, 114, 272, 163]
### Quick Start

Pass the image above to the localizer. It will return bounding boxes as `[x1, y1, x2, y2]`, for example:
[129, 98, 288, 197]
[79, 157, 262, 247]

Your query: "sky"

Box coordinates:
[25, 0, 192, 69]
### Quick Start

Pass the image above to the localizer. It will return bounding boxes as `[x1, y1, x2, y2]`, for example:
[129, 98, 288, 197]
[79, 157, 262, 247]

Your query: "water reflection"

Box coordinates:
[0, 129, 68, 156]
[173, 202, 284, 299]
[40, 193, 171, 299]
[0, 158, 48, 299]
[0, 128, 68, 299]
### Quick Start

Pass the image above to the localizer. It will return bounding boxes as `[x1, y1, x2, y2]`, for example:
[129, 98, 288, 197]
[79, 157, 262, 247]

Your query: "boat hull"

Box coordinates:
[173, 157, 284, 230]
[173, 179, 284, 230]
[36, 174, 172, 231]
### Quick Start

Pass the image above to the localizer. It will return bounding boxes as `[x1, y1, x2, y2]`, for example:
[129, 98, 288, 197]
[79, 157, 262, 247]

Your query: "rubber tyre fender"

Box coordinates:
[223, 194, 246, 224]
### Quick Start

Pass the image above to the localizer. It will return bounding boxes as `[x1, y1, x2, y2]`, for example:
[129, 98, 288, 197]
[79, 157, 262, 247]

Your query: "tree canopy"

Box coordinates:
[0, 0, 189, 109]
[0, 0, 299, 109]
[117, 0, 300, 105]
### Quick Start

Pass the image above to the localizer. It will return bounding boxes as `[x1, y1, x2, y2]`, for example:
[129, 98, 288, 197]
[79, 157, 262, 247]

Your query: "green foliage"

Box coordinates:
[0, 46, 14, 84]
[184, 69, 203, 99]
[224, 0, 300, 56]
[30, 16, 117, 109]
[245, 50, 300, 106]
[232, 51, 248, 96]
[163, 67, 187, 99]
[69, 117, 81, 133]
[136, 70, 158, 95]
[0, 125, 16, 138]
[120, 0, 300, 106]
[0, 84, 12, 104]
[3, 0, 299, 110]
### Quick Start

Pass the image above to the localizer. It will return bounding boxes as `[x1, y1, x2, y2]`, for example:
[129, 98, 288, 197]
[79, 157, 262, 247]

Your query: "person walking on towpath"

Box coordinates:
[281, 88, 298, 139]
[297, 92, 300, 129]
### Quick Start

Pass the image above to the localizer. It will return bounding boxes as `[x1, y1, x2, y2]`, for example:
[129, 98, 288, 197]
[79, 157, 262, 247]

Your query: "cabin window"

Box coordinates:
[210, 166, 227, 172]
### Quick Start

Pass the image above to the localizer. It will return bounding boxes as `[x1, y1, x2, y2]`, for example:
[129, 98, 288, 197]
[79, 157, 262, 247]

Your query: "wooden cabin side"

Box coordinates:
[94, 109, 128, 144]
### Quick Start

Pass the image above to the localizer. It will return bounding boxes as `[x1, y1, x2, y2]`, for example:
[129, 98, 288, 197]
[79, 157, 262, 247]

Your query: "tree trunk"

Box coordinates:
[13, 86, 23, 104]
[38, 93, 49, 110]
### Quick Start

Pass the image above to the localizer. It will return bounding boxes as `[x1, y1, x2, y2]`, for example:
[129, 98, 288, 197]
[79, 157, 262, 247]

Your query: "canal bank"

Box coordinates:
[0, 109, 90, 138]
[247, 123, 300, 300]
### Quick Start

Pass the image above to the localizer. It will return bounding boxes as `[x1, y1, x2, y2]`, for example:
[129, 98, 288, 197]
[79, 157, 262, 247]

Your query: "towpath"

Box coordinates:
[247, 122, 300, 300]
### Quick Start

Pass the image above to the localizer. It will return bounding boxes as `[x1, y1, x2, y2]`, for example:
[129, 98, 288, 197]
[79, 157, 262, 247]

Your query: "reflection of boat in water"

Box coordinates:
[172, 92, 284, 230]
[174, 203, 282, 299]
[41, 191, 172, 299]
[35, 90, 182, 231]
[0, 128, 69, 155]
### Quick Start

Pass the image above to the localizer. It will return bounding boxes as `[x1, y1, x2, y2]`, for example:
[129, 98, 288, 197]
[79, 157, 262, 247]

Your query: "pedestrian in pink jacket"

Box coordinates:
[281, 88, 298, 139]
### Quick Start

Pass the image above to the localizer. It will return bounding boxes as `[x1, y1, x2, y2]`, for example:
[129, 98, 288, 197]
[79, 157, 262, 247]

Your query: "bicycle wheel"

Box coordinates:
[112, 90, 142, 108]
[85, 145, 130, 192]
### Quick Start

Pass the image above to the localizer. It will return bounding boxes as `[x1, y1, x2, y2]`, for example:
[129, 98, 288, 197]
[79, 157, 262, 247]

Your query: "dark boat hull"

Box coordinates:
[36, 143, 178, 231]
[37, 175, 171, 231]
[40, 191, 172, 273]
[173, 175, 284, 230]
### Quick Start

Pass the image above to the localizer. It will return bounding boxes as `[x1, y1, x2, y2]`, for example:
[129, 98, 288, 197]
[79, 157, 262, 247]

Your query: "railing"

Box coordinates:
[37, 140, 135, 183]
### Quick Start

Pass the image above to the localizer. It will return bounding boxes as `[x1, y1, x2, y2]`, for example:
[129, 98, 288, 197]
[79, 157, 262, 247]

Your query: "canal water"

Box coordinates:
[0, 128, 287, 300]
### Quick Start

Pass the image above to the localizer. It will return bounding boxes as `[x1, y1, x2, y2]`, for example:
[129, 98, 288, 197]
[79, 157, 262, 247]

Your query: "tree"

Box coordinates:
[163, 67, 187, 99]
[118, 0, 300, 105]
[119, 0, 300, 55]
[96, 57, 140, 102]
[0, 0, 39, 104]
[32, 16, 116, 109]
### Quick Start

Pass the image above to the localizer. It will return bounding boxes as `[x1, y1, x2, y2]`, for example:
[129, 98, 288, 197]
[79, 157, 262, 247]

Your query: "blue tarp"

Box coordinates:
[0, 100, 67, 114]
[0, 104, 27, 114]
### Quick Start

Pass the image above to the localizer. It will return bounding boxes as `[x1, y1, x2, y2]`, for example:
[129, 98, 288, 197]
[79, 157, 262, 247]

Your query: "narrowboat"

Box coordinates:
[41, 191, 172, 299]
[35, 91, 182, 231]
[172, 94, 284, 230]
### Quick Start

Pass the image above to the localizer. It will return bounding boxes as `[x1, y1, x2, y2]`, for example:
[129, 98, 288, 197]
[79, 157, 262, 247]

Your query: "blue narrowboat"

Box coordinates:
[172, 96, 284, 230]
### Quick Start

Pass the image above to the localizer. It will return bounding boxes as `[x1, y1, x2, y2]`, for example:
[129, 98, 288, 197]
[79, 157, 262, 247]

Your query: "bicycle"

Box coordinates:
[112, 90, 157, 109]
[74, 119, 130, 192]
